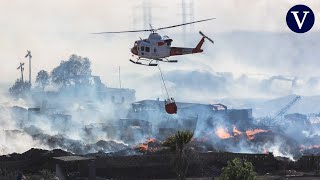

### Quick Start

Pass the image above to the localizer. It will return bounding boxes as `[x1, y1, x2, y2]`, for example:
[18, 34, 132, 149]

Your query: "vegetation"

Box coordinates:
[35, 70, 50, 90]
[219, 158, 257, 180]
[163, 130, 194, 180]
[9, 79, 31, 97]
[51, 54, 92, 88]
[25, 170, 56, 180]
[9, 54, 95, 96]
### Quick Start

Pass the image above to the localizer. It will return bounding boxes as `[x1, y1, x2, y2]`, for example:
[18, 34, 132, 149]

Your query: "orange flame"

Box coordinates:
[245, 129, 269, 140]
[215, 127, 232, 139]
[233, 126, 242, 136]
[300, 145, 320, 150]
[146, 138, 156, 143]
[138, 144, 148, 151]
[136, 138, 159, 153]
[215, 126, 269, 141]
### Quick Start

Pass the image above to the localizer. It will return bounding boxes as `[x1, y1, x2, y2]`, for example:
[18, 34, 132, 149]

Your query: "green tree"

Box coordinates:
[35, 70, 50, 90]
[163, 130, 194, 180]
[219, 158, 257, 180]
[9, 79, 31, 97]
[51, 54, 92, 88]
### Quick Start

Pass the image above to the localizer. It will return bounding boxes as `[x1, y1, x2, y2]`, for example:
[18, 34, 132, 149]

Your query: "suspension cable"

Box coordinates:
[158, 64, 170, 99]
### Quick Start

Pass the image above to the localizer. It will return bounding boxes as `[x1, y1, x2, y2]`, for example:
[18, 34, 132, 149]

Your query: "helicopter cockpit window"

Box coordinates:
[165, 39, 172, 46]
[141, 46, 145, 51]
[134, 42, 138, 50]
[154, 48, 157, 52]
[163, 35, 170, 39]
[145, 47, 150, 52]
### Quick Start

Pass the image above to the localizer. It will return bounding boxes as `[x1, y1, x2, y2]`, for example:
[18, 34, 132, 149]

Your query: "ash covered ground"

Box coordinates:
[1, 55, 320, 162]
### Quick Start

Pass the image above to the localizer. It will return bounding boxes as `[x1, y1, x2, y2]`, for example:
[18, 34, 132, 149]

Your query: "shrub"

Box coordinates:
[219, 158, 257, 180]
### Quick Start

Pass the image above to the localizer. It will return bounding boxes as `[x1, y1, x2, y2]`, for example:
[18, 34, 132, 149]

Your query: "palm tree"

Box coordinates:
[163, 130, 194, 180]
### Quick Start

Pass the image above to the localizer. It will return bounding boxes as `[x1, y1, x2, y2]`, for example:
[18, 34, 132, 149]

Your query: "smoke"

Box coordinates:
[0, 55, 135, 155]
[2, 73, 320, 161]
[124, 67, 320, 103]
[0, 95, 49, 154]
[2, 53, 320, 160]
[0, 91, 130, 155]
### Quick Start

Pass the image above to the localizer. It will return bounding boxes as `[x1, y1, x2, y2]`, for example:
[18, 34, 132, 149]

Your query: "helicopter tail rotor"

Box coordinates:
[199, 31, 214, 44]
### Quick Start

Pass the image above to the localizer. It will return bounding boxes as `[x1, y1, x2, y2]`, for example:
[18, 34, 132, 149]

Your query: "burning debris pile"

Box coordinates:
[134, 136, 217, 155]
[300, 145, 320, 156]
[135, 138, 161, 154]
[3, 92, 320, 162]
[215, 126, 270, 140]
[3, 97, 320, 161]
[192, 124, 301, 160]
[2, 55, 320, 162]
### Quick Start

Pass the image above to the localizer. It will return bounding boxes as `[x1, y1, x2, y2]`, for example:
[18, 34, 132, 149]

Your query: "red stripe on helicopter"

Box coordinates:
[170, 47, 183, 56]
[158, 42, 165, 46]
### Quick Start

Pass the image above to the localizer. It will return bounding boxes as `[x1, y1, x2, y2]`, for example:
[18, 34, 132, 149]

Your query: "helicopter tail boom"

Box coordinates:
[170, 31, 214, 56]
[169, 38, 205, 56]
[192, 37, 205, 53]
[170, 36, 207, 56]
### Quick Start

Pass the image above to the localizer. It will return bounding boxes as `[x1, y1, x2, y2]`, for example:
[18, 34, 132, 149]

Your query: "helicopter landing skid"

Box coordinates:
[129, 58, 158, 66]
[129, 57, 178, 66]
[163, 58, 178, 63]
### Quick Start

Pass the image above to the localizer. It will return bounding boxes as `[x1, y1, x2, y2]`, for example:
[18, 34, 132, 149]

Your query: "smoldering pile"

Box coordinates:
[212, 127, 301, 160]
[4, 127, 128, 155]
[2, 92, 320, 160]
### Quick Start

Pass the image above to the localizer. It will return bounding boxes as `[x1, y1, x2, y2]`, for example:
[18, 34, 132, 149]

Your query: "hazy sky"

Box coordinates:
[1, 0, 320, 87]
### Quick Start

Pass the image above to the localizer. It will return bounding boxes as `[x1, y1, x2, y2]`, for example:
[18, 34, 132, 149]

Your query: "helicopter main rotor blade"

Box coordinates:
[92, 29, 151, 34]
[92, 17, 215, 34]
[156, 18, 215, 31]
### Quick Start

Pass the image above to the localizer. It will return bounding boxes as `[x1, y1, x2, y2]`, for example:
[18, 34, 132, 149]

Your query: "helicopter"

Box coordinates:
[93, 18, 215, 66]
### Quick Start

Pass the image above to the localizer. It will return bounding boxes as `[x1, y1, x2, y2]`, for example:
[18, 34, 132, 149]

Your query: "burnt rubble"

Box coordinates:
[4, 98, 320, 159]
[5, 129, 129, 155]
[3, 92, 320, 178]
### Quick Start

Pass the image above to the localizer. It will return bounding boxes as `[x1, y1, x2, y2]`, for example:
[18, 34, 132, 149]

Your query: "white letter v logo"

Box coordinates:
[291, 11, 310, 29]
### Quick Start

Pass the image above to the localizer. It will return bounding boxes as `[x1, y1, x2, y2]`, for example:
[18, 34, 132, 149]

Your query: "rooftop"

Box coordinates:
[53, 156, 94, 162]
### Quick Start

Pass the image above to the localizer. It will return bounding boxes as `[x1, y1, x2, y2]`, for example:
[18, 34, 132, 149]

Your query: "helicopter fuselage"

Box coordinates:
[131, 33, 204, 60]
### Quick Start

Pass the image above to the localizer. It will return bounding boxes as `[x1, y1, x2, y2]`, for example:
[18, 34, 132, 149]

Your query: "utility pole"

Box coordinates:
[25, 50, 32, 84]
[17, 62, 25, 82]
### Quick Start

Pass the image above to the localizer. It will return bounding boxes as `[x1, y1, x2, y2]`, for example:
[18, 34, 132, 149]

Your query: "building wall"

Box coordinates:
[93, 152, 280, 178]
